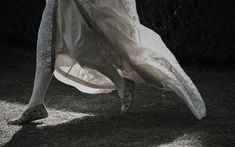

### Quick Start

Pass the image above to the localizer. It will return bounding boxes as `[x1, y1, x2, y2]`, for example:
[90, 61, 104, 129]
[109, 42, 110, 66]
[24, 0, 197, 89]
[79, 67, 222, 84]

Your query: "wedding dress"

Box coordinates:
[44, 0, 206, 119]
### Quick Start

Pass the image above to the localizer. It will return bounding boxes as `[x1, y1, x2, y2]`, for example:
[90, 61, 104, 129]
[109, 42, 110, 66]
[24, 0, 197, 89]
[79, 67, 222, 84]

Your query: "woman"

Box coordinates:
[8, 0, 206, 125]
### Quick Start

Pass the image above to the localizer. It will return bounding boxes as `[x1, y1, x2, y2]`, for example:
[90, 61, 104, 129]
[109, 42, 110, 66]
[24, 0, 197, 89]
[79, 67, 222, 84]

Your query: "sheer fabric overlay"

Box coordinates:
[44, 0, 206, 119]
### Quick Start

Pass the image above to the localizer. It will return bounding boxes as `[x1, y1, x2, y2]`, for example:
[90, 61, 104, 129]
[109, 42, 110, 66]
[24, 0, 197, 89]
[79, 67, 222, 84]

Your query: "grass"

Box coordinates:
[0, 45, 235, 147]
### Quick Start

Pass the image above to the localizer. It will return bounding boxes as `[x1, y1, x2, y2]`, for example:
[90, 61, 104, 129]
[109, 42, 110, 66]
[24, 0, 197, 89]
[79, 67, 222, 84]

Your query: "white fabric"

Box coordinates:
[48, 0, 206, 119]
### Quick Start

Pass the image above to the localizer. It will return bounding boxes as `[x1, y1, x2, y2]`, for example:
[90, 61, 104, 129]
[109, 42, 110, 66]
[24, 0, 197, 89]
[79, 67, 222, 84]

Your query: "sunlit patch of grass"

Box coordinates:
[0, 100, 95, 145]
[1, 47, 235, 146]
[156, 132, 202, 147]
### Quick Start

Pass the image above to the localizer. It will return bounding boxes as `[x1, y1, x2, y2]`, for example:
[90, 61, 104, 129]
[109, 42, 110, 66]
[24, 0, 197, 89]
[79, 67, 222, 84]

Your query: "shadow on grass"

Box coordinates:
[4, 111, 235, 147]
[1, 45, 235, 146]
[3, 111, 204, 147]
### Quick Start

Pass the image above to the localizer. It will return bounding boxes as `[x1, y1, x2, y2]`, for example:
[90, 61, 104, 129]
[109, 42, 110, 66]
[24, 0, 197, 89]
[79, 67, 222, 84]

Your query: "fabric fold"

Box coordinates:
[48, 0, 206, 119]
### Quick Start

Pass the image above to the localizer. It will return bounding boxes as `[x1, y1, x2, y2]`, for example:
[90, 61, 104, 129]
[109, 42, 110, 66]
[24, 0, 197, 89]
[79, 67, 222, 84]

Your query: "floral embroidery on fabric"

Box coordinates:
[36, 0, 56, 73]
[119, 0, 139, 24]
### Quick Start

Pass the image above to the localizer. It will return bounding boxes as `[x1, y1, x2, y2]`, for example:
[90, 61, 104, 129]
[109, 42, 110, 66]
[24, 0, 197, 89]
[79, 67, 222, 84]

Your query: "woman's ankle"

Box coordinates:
[27, 101, 44, 110]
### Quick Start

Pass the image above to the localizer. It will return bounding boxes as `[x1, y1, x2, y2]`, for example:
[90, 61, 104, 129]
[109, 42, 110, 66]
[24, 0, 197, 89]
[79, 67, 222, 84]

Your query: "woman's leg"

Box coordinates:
[92, 63, 135, 114]
[7, 41, 53, 125]
[7, 0, 56, 125]
[27, 57, 53, 109]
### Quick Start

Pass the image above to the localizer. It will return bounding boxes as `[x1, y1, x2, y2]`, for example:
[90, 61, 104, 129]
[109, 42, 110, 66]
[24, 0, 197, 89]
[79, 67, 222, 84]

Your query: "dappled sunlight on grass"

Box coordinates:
[0, 100, 95, 145]
[157, 132, 202, 147]
[42, 107, 95, 127]
[0, 46, 235, 146]
[1, 100, 95, 125]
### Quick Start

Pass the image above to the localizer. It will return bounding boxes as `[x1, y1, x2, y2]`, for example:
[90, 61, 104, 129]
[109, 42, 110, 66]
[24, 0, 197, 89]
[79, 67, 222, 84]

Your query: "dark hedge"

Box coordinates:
[0, 0, 234, 68]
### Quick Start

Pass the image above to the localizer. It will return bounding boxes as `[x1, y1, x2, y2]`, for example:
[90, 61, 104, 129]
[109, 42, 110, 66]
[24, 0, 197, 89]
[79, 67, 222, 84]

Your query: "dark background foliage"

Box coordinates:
[0, 0, 234, 69]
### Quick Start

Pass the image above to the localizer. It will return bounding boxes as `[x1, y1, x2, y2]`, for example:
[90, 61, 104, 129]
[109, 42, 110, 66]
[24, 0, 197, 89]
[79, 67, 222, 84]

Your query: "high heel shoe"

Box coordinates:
[7, 104, 48, 125]
[120, 78, 135, 115]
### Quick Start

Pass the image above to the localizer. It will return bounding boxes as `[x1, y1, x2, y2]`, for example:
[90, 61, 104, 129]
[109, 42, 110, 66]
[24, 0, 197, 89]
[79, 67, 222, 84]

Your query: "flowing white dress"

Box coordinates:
[42, 0, 206, 119]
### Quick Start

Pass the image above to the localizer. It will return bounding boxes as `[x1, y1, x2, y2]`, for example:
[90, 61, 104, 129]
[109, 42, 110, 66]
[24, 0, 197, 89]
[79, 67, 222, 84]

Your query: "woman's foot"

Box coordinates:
[7, 104, 48, 125]
[119, 78, 135, 115]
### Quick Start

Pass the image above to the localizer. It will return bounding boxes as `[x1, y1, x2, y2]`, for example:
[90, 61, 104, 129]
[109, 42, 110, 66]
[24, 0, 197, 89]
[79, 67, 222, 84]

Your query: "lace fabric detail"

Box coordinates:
[52, 0, 206, 119]
[138, 41, 206, 118]
[119, 0, 139, 24]
[36, 0, 56, 73]
[161, 60, 206, 117]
